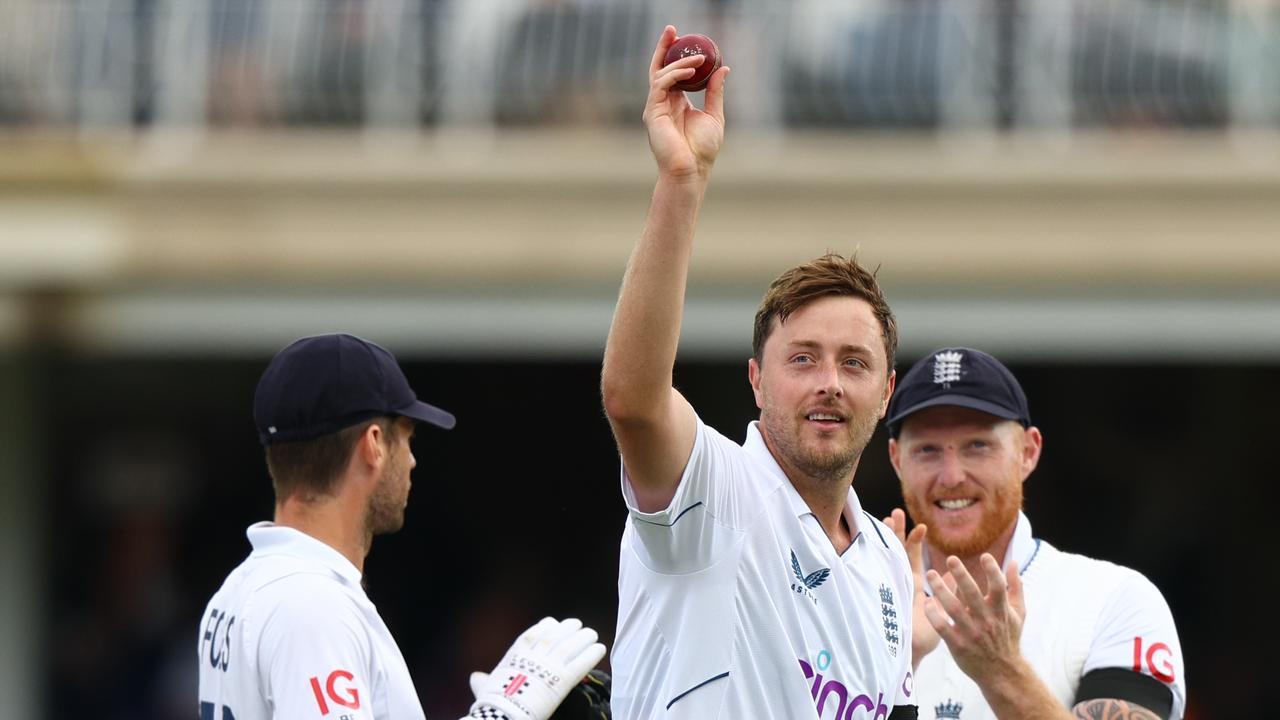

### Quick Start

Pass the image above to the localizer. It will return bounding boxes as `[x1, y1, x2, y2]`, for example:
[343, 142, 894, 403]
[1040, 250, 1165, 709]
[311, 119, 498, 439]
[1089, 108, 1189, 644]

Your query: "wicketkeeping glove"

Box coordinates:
[466, 617, 607, 720]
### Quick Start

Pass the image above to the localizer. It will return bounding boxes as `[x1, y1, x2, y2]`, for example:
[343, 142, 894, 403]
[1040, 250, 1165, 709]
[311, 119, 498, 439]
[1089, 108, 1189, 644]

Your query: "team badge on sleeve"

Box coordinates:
[1132, 636, 1177, 683]
[309, 670, 361, 715]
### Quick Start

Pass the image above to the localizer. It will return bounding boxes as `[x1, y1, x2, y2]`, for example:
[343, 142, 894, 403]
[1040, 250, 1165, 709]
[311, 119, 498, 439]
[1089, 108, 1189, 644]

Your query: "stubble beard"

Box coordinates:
[365, 460, 408, 537]
[902, 475, 1023, 559]
[761, 402, 881, 487]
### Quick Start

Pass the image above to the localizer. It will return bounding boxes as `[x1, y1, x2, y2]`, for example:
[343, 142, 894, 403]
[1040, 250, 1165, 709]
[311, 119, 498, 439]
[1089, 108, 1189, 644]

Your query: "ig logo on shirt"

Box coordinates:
[310, 670, 361, 716]
[1133, 637, 1176, 683]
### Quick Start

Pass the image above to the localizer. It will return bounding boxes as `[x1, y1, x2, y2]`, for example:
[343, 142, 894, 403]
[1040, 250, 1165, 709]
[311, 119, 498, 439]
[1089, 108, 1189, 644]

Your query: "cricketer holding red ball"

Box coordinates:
[603, 26, 917, 720]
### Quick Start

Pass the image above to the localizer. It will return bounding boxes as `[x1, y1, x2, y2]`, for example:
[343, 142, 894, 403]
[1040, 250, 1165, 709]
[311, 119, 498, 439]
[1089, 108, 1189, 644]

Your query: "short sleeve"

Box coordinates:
[1084, 572, 1187, 718]
[620, 415, 763, 574]
[257, 579, 379, 720]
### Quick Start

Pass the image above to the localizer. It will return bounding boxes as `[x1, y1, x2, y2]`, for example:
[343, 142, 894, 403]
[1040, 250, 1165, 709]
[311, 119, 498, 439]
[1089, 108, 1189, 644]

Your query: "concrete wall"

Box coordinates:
[3, 130, 1279, 288]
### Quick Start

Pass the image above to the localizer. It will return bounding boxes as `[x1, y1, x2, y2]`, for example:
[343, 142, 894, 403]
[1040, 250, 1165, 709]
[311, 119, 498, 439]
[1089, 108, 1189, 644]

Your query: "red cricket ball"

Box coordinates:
[663, 33, 722, 92]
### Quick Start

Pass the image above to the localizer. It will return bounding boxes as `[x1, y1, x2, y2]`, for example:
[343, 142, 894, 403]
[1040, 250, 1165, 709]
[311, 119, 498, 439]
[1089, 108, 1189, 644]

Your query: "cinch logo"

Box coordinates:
[1132, 637, 1176, 683]
[798, 656, 890, 719]
[790, 550, 830, 605]
[310, 670, 361, 715]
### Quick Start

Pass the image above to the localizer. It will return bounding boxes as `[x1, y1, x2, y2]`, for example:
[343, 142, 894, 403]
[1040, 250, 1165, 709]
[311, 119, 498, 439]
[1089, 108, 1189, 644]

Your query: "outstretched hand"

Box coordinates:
[923, 554, 1027, 685]
[468, 617, 607, 720]
[643, 25, 729, 181]
[883, 508, 940, 669]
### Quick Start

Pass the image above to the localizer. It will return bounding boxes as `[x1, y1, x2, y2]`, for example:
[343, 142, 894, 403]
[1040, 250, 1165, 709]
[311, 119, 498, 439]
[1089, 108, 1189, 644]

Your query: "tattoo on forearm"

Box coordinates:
[1072, 699, 1161, 720]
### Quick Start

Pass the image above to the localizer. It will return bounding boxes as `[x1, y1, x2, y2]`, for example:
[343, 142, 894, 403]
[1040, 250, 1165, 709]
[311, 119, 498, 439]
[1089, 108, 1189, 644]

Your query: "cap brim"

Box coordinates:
[887, 394, 1022, 430]
[396, 399, 457, 430]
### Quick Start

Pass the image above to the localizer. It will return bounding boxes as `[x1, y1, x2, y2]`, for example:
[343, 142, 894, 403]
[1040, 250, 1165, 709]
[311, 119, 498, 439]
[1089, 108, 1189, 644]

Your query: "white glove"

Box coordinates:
[465, 617, 607, 720]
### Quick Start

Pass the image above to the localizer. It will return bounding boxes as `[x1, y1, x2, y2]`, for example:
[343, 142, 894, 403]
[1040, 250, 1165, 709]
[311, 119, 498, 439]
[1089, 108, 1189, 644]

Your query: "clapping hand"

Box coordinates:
[924, 554, 1027, 685]
[883, 508, 940, 669]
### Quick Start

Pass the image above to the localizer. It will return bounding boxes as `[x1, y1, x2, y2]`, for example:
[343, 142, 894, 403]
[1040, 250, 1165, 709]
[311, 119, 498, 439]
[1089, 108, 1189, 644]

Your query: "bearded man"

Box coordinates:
[601, 26, 915, 720]
[884, 347, 1187, 720]
[198, 333, 606, 720]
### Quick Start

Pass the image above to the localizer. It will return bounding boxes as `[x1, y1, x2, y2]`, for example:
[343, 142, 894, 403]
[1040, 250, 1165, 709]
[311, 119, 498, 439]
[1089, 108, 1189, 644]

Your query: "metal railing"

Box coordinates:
[0, 0, 1276, 131]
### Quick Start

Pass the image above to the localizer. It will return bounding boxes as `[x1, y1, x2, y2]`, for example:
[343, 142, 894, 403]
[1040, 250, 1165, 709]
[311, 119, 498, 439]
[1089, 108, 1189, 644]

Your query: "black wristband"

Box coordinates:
[1075, 668, 1174, 719]
[888, 704, 919, 720]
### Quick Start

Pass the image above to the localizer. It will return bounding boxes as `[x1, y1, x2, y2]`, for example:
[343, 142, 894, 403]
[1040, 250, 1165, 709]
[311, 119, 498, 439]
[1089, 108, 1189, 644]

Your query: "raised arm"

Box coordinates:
[601, 25, 729, 512]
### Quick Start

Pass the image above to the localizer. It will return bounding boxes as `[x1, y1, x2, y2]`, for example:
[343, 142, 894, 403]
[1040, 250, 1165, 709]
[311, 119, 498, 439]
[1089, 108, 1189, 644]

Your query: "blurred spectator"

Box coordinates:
[493, 0, 653, 126]
[286, 0, 368, 124]
[209, 0, 269, 126]
[1071, 0, 1229, 128]
[783, 0, 945, 128]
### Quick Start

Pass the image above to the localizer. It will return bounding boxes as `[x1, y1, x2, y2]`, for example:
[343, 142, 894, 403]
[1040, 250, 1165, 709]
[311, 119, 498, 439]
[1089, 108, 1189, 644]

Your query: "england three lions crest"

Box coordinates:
[879, 584, 900, 657]
[935, 700, 962, 719]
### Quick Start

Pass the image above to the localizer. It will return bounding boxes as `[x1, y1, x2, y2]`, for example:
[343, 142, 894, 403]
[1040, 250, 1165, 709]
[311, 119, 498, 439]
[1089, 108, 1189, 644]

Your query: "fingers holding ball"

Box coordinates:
[662, 33, 722, 92]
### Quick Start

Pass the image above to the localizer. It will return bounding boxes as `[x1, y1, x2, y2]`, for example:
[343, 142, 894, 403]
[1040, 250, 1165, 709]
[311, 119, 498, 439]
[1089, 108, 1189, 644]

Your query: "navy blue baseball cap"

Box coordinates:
[254, 333, 456, 446]
[886, 347, 1029, 438]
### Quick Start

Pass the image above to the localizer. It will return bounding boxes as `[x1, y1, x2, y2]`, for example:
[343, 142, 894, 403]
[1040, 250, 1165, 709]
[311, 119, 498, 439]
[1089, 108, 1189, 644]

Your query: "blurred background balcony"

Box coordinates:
[1, 0, 1275, 131]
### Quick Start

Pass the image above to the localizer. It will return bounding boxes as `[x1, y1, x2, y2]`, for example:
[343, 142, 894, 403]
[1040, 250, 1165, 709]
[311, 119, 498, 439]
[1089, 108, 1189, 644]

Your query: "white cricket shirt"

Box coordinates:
[613, 417, 915, 719]
[914, 512, 1187, 720]
[197, 523, 426, 720]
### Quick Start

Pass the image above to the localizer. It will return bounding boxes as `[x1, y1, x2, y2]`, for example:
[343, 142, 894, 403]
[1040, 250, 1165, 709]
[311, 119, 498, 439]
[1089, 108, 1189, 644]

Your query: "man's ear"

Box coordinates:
[880, 369, 897, 418]
[1020, 425, 1044, 481]
[748, 357, 764, 410]
[888, 437, 903, 478]
[355, 422, 387, 470]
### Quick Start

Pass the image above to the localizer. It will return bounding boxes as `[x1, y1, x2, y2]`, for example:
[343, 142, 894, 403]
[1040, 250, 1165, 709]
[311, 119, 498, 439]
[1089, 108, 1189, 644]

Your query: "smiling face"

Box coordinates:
[889, 406, 1042, 559]
[749, 295, 895, 485]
